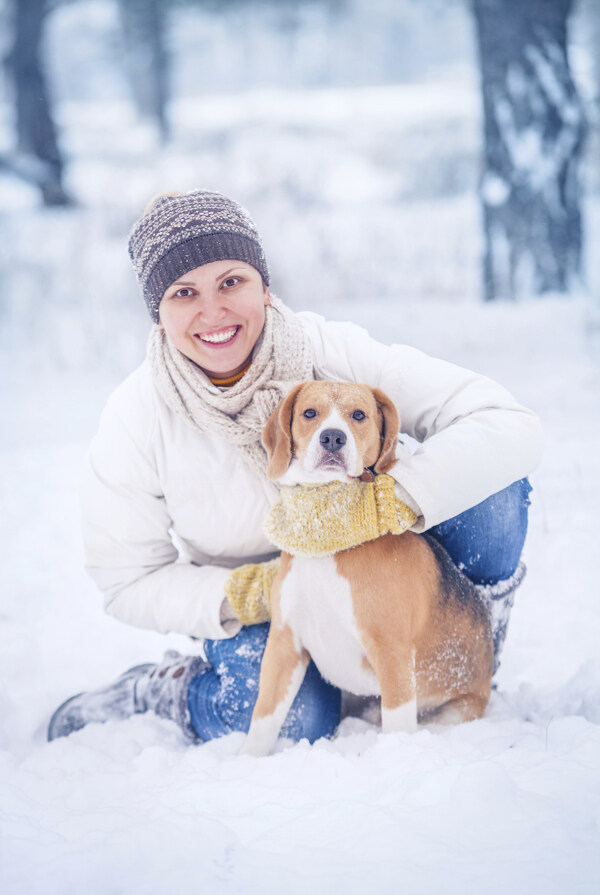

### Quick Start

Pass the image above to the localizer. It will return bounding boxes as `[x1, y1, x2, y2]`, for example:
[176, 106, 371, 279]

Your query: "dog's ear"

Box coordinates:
[262, 383, 305, 480]
[372, 387, 400, 474]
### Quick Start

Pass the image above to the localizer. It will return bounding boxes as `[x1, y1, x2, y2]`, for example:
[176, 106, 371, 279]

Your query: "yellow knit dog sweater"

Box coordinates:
[264, 474, 417, 557]
[224, 475, 417, 624]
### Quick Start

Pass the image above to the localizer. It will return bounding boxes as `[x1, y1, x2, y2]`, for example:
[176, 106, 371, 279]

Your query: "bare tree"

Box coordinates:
[580, 0, 600, 108]
[472, 0, 586, 300]
[3, 0, 71, 206]
[118, 0, 170, 143]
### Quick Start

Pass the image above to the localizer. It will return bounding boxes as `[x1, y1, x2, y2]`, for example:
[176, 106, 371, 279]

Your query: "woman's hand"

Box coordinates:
[224, 558, 280, 626]
[263, 475, 418, 557]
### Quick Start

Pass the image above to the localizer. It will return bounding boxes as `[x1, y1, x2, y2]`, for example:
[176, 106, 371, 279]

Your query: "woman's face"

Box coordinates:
[158, 260, 271, 379]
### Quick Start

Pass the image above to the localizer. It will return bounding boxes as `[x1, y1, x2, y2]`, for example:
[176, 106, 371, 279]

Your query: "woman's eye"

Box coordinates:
[222, 277, 240, 288]
[352, 410, 366, 421]
[175, 288, 193, 298]
[303, 409, 317, 419]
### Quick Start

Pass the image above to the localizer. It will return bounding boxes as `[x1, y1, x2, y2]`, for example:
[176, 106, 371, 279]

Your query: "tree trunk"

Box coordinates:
[4, 0, 71, 206]
[118, 0, 170, 143]
[472, 0, 586, 300]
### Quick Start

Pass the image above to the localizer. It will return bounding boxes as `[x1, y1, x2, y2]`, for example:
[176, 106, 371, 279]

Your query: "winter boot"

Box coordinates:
[47, 650, 208, 742]
[476, 561, 527, 674]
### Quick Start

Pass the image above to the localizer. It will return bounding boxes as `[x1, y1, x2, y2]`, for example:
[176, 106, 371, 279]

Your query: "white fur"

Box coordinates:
[381, 699, 418, 734]
[280, 407, 366, 486]
[277, 458, 351, 486]
[279, 555, 380, 696]
[240, 659, 308, 757]
[306, 408, 361, 475]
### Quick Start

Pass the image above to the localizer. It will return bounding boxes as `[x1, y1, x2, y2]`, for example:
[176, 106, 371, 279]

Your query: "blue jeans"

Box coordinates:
[427, 477, 532, 585]
[188, 478, 532, 742]
[188, 623, 341, 743]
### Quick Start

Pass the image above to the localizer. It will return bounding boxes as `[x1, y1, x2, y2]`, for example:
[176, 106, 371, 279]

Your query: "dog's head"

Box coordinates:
[262, 381, 400, 484]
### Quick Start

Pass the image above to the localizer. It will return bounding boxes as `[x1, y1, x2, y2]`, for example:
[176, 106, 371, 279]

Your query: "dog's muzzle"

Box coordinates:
[319, 429, 347, 454]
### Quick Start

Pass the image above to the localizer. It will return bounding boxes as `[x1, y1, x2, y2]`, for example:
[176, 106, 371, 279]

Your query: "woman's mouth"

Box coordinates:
[195, 325, 241, 346]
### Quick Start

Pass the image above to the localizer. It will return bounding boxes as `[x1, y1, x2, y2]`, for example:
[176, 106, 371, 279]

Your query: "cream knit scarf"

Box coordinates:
[147, 297, 313, 487]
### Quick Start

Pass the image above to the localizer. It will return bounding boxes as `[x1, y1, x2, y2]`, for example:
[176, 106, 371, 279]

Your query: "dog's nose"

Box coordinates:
[320, 429, 347, 453]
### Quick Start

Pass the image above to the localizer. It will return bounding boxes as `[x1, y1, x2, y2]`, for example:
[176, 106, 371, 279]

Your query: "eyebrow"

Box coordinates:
[170, 267, 245, 288]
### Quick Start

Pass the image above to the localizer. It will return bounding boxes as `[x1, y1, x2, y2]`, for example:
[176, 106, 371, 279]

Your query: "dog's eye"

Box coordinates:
[302, 409, 317, 419]
[352, 410, 366, 421]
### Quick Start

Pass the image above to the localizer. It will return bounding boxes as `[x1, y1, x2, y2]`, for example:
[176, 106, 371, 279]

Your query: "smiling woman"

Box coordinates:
[158, 261, 271, 379]
[47, 189, 542, 748]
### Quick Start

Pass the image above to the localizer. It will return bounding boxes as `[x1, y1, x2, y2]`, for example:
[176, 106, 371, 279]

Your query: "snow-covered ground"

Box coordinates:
[1, 44, 600, 892]
[1, 292, 599, 895]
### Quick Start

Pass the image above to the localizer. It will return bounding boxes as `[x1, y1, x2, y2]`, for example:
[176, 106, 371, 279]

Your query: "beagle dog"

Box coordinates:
[241, 381, 493, 756]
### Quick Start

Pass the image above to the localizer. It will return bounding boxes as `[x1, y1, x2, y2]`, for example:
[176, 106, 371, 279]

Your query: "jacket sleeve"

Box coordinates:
[80, 388, 233, 640]
[302, 313, 543, 532]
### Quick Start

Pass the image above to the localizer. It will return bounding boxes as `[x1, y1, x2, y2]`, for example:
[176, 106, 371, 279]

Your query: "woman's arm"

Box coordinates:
[80, 374, 236, 640]
[301, 313, 543, 531]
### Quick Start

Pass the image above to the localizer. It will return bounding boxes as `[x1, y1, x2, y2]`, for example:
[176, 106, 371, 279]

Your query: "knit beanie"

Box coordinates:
[128, 190, 271, 322]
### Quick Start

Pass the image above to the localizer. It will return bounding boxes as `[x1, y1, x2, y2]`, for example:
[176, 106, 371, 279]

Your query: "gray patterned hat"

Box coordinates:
[128, 190, 270, 322]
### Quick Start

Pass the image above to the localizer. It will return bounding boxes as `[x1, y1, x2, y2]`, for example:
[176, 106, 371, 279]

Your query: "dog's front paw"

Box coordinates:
[238, 739, 267, 758]
[238, 720, 279, 757]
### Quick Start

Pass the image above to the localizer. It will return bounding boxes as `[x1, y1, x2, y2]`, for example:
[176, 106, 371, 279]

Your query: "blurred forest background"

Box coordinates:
[0, 0, 598, 383]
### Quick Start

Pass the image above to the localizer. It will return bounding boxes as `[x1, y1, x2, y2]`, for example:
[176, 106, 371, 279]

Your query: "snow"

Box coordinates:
[1, 293, 599, 894]
[481, 172, 510, 206]
[1, 13, 600, 890]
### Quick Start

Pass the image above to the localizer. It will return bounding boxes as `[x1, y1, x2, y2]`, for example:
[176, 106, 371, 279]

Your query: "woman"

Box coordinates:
[48, 190, 542, 744]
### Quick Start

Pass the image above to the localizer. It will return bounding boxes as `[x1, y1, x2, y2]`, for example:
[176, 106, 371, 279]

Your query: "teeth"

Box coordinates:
[199, 327, 238, 344]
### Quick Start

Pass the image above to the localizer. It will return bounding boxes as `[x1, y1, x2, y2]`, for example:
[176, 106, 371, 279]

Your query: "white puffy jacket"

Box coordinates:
[81, 312, 543, 640]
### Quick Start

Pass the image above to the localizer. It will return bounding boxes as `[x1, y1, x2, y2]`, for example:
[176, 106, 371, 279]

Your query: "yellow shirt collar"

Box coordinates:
[208, 361, 252, 388]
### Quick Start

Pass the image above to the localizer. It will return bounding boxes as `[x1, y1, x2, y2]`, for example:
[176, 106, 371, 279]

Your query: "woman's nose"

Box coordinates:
[194, 291, 227, 323]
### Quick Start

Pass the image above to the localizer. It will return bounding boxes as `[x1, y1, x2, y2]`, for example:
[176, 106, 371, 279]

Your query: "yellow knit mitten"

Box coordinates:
[264, 474, 418, 557]
[224, 558, 280, 625]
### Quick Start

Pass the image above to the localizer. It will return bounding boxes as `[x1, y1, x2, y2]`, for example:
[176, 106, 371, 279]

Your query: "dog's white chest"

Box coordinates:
[279, 554, 379, 696]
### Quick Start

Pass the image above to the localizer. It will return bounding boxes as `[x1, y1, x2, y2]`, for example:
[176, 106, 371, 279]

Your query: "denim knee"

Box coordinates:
[427, 478, 532, 586]
[187, 623, 341, 743]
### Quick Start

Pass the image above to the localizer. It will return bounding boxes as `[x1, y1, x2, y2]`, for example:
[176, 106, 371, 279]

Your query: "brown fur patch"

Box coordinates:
[370, 387, 400, 473]
[262, 385, 304, 480]
[250, 552, 309, 722]
[335, 532, 492, 719]
[251, 620, 309, 721]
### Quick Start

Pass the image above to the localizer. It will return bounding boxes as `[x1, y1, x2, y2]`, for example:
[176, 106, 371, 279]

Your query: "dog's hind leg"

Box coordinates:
[428, 692, 489, 726]
[381, 697, 418, 734]
[239, 624, 310, 757]
[366, 643, 418, 734]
